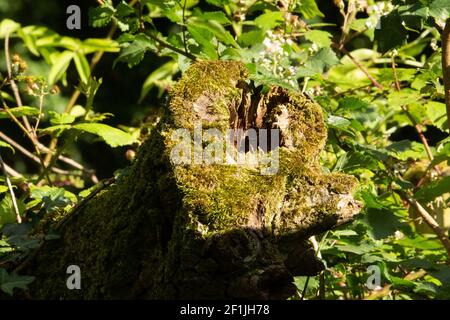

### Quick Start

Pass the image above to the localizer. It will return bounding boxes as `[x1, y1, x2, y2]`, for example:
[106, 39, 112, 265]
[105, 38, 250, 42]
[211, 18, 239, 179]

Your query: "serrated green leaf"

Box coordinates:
[304, 30, 332, 48]
[294, 0, 324, 19]
[202, 11, 231, 25]
[114, 35, 156, 68]
[238, 29, 265, 47]
[0, 106, 40, 119]
[89, 5, 115, 28]
[49, 111, 76, 125]
[297, 47, 340, 77]
[254, 11, 284, 31]
[116, 2, 135, 19]
[48, 51, 74, 85]
[386, 140, 425, 161]
[73, 123, 137, 147]
[387, 90, 422, 109]
[429, 0, 450, 21]
[189, 19, 238, 48]
[187, 24, 218, 59]
[0, 269, 35, 296]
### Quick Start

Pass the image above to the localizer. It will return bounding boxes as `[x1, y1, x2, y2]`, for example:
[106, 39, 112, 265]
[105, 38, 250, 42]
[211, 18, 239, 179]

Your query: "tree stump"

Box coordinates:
[29, 61, 362, 299]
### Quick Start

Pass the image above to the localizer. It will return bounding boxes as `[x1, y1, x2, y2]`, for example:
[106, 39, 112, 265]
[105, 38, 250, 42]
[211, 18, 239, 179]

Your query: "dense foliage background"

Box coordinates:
[1, 0, 450, 299]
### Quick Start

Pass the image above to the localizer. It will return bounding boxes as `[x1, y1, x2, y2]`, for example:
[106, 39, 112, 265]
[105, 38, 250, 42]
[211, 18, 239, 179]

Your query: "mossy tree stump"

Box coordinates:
[29, 61, 362, 299]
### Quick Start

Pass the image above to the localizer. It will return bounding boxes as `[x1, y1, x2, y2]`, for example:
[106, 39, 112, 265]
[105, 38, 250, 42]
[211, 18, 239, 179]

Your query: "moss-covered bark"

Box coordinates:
[29, 61, 362, 299]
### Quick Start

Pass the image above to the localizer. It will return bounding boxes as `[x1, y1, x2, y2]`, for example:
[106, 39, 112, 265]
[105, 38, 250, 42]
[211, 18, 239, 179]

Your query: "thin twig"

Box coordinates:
[332, 43, 384, 90]
[0, 131, 78, 176]
[391, 55, 401, 91]
[145, 30, 197, 61]
[1, 102, 52, 185]
[399, 191, 450, 262]
[3, 162, 22, 178]
[33, 93, 44, 135]
[0, 153, 22, 223]
[401, 106, 439, 168]
[5, 33, 33, 134]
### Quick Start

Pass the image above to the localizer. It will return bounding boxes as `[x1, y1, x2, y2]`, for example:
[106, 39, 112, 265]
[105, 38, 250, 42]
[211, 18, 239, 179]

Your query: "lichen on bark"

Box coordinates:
[28, 60, 362, 300]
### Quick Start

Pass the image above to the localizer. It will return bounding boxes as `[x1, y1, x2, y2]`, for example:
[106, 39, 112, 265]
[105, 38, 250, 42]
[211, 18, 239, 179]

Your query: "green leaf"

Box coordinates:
[49, 111, 76, 125]
[187, 24, 218, 59]
[294, 0, 324, 19]
[338, 97, 370, 111]
[297, 47, 340, 77]
[304, 30, 332, 48]
[387, 90, 422, 109]
[254, 11, 285, 31]
[0, 268, 35, 296]
[48, 51, 74, 85]
[140, 60, 178, 103]
[0, 141, 14, 153]
[0, 186, 8, 194]
[365, 208, 405, 240]
[81, 39, 120, 53]
[114, 34, 156, 68]
[73, 123, 137, 147]
[0, 195, 20, 226]
[375, 12, 408, 53]
[327, 115, 351, 129]
[73, 52, 91, 84]
[415, 176, 450, 203]
[17, 27, 40, 56]
[0, 106, 40, 119]
[429, 0, 450, 21]
[386, 140, 425, 161]
[116, 2, 135, 19]
[0, 19, 20, 38]
[89, 5, 115, 28]
[39, 125, 70, 137]
[189, 19, 238, 48]
[390, 276, 417, 290]
[238, 29, 265, 47]
[30, 185, 77, 212]
[396, 236, 443, 250]
[202, 11, 231, 25]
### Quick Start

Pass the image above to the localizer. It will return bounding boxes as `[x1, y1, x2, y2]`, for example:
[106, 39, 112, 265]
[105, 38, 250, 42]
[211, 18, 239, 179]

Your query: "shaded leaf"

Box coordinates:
[48, 51, 74, 85]
[73, 123, 137, 147]
[0, 269, 35, 296]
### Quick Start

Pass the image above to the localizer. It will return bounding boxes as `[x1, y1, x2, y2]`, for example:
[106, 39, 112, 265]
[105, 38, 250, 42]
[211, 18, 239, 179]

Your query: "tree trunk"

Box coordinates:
[28, 61, 362, 299]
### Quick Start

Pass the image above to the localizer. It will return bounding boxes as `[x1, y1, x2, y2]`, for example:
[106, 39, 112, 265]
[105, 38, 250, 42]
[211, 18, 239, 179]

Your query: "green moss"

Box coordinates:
[169, 60, 247, 131]
[30, 61, 361, 299]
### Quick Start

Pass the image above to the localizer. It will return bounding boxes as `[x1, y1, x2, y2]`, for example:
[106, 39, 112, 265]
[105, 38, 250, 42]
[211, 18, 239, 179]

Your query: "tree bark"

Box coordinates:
[27, 61, 362, 299]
